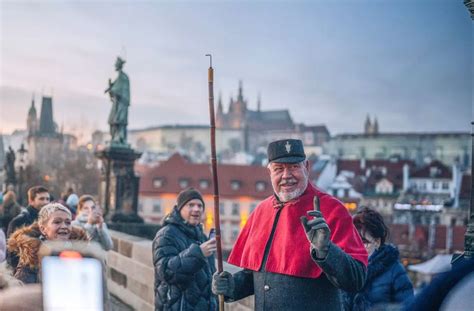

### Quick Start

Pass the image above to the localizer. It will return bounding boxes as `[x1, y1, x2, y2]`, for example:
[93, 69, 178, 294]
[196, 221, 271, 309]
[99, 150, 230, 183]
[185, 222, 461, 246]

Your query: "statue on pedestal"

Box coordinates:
[105, 57, 130, 146]
[4, 146, 16, 185]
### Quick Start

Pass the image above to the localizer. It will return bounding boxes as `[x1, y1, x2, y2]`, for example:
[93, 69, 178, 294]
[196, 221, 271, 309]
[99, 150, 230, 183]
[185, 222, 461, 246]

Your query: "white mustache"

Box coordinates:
[280, 179, 297, 186]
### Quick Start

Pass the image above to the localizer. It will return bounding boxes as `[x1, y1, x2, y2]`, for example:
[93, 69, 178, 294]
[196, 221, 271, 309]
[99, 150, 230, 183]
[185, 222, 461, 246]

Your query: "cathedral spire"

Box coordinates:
[27, 93, 38, 135]
[373, 116, 379, 134]
[364, 114, 372, 134]
[238, 80, 243, 102]
[217, 92, 223, 115]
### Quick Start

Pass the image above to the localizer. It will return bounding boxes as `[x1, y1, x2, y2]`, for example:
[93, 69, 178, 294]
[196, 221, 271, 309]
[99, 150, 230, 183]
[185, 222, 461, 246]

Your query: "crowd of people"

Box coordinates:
[2, 138, 470, 310]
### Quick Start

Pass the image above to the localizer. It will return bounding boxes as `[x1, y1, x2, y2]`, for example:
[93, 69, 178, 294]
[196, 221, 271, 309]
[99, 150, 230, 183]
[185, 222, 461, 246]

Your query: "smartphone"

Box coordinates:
[42, 253, 104, 311]
[209, 228, 216, 239]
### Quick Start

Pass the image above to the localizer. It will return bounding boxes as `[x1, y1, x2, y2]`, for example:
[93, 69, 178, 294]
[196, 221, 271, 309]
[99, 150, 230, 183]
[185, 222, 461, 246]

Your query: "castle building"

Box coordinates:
[216, 81, 330, 154]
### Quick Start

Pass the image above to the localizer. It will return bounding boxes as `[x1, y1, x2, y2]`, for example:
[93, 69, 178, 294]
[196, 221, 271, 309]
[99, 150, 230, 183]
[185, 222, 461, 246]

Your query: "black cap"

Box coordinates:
[267, 139, 306, 164]
[176, 188, 205, 211]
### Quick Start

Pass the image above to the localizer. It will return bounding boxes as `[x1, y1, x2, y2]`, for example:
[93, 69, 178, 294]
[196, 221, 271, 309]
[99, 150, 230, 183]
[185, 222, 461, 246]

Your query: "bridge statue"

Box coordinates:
[105, 56, 130, 146]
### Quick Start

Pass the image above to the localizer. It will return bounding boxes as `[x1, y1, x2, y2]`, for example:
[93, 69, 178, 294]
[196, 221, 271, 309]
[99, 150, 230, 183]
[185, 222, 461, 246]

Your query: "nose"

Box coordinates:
[282, 167, 292, 178]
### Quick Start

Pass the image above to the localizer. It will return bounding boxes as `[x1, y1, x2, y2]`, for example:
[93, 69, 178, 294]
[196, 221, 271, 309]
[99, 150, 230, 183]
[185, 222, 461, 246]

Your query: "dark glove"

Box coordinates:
[212, 271, 235, 297]
[300, 196, 331, 259]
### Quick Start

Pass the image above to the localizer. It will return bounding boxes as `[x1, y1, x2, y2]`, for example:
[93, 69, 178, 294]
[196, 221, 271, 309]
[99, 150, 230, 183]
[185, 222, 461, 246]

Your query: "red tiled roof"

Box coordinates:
[411, 160, 452, 179]
[139, 153, 272, 199]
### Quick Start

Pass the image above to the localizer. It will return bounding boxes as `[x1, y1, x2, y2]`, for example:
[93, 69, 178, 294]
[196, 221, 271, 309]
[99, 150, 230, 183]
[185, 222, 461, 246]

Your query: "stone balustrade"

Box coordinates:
[107, 230, 253, 311]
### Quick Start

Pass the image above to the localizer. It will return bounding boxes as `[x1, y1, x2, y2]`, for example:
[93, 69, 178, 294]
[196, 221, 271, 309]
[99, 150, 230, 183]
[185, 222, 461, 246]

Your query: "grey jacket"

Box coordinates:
[227, 242, 366, 311]
[72, 214, 114, 251]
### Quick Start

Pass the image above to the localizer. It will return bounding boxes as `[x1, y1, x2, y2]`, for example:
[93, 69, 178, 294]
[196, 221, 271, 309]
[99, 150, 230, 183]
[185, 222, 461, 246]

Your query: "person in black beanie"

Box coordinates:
[152, 188, 217, 310]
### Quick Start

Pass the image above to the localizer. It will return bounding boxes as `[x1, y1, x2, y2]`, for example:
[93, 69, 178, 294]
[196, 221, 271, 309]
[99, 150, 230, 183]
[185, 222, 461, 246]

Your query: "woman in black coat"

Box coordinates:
[153, 188, 217, 311]
[344, 207, 414, 311]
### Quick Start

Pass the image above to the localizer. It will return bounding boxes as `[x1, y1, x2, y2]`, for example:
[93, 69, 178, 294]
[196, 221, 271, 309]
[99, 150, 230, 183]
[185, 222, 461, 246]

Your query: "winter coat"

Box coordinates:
[226, 185, 367, 311]
[343, 244, 414, 311]
[153, 208, 216, 311]
[6, 206, 38, 238]
[1, 199, 22, 234]
[72, 214, 114, 251]
[7, 222, 89, 284]
[229, 241, 366, 311]
[6, 206, 40, 269]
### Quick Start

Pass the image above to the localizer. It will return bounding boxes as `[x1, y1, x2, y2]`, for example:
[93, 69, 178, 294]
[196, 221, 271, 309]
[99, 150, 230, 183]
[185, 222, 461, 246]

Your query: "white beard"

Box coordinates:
[275, 174, 309, 203]
[278, 188, 305, 202]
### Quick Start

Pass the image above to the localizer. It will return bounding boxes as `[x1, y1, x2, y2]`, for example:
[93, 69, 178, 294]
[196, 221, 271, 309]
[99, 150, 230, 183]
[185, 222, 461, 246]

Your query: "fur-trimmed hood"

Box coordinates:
[7, 222, 89, 269]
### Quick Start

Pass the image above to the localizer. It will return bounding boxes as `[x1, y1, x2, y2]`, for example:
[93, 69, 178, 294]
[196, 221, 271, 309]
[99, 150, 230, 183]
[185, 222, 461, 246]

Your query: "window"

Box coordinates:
[179, 178, 190, 189]
[231, 180, 241, 191]
[256, 181, 266, 192]
[219, 202, 225, 215]
[432, 181, 439, 190]
[153, 178, 164, 188]
[231, 203, 240, 215]
[442, 182, 449, 190]
[419, 182, 427, 191]
[199, 179, 210, 189]
[153, 203, 161, 213]
[138, 203, 143, 212]
[250, 203, 257, 213]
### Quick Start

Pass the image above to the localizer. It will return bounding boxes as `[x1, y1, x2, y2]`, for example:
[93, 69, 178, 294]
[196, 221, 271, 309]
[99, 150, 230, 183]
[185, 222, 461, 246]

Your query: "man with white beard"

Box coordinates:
[212, 139, 368, 311]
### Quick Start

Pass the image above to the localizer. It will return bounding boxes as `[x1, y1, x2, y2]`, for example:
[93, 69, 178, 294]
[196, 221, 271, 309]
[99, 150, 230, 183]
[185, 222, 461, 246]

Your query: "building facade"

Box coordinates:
[138, 153, 273, 250]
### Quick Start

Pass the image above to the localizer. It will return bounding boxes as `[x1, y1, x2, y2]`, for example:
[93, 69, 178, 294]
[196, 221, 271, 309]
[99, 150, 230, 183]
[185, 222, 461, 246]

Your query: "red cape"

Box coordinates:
[228, 183, 368, 278]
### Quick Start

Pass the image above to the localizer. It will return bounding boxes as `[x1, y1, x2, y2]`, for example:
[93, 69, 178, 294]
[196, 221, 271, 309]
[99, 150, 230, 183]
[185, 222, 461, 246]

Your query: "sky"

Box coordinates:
[0, 0, 472, 141]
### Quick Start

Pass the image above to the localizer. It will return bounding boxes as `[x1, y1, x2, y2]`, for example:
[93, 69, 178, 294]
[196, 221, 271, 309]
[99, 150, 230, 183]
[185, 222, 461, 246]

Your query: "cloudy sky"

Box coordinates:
[0, 0, 472, 140]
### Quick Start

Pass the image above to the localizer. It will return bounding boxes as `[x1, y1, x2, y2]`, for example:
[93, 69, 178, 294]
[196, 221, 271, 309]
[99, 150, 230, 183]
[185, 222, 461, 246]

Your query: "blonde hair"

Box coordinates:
[38, 203, 72, 226]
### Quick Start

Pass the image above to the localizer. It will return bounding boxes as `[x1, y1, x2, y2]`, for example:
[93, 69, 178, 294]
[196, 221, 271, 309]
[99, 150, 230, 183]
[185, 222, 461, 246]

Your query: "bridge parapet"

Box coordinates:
[108, 230, 253, 311]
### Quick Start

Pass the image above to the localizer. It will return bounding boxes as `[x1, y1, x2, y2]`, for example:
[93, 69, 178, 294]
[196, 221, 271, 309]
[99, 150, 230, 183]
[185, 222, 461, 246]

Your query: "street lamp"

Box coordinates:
[17, 144, 28, 206]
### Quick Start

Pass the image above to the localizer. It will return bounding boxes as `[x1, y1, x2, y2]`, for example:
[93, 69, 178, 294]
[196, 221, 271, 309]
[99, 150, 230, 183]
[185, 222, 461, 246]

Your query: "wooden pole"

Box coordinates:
[206, 54, 225, 311]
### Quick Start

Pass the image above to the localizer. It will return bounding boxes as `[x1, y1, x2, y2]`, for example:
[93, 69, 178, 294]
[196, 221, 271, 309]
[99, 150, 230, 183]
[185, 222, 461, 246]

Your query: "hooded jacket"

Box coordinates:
[7, 222, 89, 284]
[343, 244, 414, 311]
[153, 208, 216, 311]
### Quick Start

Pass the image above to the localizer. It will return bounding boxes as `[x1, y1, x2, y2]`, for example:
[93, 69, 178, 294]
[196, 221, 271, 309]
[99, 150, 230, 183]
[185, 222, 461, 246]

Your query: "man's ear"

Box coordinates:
[304, 160, 310, 170]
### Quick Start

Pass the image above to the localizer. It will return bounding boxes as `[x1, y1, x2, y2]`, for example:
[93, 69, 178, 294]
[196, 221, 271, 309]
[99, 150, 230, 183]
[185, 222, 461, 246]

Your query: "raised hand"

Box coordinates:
[300, 196, 331, 259]
[200, 238, 217, 257]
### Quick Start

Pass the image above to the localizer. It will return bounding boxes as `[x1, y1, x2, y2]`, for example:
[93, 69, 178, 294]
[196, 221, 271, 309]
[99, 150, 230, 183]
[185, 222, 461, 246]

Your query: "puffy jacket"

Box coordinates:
[343, 244, 414, 311]
[153, 208, 216, 311]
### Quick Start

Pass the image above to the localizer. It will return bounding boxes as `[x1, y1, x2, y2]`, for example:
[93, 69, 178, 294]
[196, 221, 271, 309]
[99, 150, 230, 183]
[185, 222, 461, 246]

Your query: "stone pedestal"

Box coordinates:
[96, 146, 143, 223]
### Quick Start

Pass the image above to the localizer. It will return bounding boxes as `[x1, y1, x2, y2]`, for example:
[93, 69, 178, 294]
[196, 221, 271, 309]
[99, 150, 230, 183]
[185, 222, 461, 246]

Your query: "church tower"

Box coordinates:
[373, 117, 379, 135]
[364, 114, 372, 134]
[27, 95, 38, 135]
[38, 96, 56, 135]
[216, 92, 224, 128]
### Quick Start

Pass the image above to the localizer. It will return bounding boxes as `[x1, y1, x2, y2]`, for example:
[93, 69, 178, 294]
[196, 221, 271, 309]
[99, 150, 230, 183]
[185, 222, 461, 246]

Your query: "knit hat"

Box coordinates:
[176, 188, 204, 211]
[66, 194, 79, 208]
